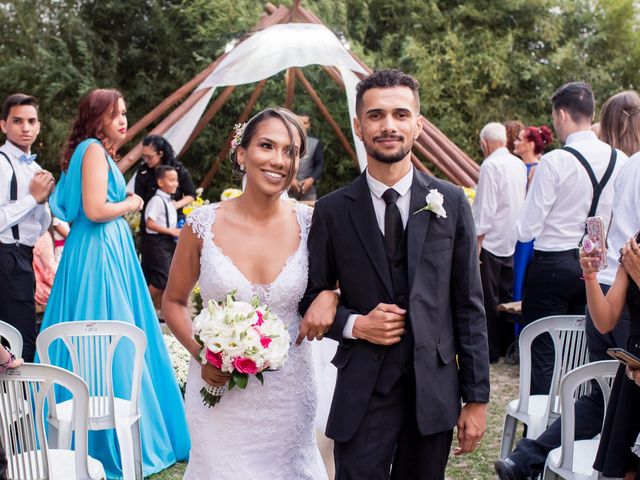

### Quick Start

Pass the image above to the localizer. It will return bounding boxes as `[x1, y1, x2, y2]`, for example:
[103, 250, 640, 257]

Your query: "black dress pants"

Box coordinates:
[479, 248, 514, 362]
[522, 249, 585, 395]
[0, 244, 37, 362]
[334, 374, 453, 480]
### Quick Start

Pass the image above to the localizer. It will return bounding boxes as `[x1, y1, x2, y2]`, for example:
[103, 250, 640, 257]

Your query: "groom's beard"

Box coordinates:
[365, 134, 413, 164]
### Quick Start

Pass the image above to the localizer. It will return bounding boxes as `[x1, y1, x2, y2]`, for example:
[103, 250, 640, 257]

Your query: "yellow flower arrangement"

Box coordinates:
[462, 186, 476, 206]
[183, 188, 210, 216]
[220, 188, 243, 202]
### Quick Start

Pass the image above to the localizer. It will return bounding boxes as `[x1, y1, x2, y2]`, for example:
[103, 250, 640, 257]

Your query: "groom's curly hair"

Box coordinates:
[355, 69, 420, 116]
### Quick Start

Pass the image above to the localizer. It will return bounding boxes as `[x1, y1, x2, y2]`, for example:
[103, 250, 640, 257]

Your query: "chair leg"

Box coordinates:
[542, 466, 558, 480]
[115, 420, 143, 480]
[131, 421, 143, 480]
[499, 414, 518, 459]
[48, 419, 73, 450]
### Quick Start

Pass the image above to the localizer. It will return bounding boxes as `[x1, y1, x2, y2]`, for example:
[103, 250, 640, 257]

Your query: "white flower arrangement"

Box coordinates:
[163, 334, 191, 392]
[193, 290, 290, 406]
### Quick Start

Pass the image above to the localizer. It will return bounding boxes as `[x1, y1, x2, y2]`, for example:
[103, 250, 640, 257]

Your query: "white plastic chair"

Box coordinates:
[0, 363, 105, 479]
[36, 321, 146, 480]
[543, 360, 618, 480]
[0, 320, 23, 357]
[500, 315, 589, 459]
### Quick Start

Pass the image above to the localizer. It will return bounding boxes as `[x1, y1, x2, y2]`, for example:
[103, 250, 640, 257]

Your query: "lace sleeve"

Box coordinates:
[296, 203, 314, 240]
[186, 204, 217, 241]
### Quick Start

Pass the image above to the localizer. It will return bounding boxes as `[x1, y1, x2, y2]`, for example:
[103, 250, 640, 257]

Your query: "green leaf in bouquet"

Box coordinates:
[250, 296, 260, 309]
[256, 372, 264, 385]
[228, 375, 236, 390]
[232, 371, 248, 389]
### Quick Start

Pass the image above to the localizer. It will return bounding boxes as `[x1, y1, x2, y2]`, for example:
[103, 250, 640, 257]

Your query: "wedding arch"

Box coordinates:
[119, 2, 480, 188]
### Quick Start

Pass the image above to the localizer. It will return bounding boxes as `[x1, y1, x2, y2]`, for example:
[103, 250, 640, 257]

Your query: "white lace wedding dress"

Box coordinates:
[183, 202, 328, 480]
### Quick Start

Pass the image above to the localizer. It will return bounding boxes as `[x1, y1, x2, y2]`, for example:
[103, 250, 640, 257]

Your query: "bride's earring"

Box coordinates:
[239, 164, 246, 172]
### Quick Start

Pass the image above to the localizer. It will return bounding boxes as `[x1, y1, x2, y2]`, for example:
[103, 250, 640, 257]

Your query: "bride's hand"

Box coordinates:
[201, 362, 231, 387]
[296, 289, 339, 345]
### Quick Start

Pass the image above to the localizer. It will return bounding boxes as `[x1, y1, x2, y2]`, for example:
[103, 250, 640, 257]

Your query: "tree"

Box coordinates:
[1, 0, 639, 199]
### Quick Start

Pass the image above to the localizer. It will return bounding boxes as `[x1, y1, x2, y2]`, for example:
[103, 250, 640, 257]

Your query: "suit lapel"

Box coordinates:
[407, 171, 435, 289]
[346, 174, 395, 299]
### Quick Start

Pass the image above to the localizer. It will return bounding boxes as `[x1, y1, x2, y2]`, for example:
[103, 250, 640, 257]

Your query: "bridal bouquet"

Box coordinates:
[193, 291, 290, 407]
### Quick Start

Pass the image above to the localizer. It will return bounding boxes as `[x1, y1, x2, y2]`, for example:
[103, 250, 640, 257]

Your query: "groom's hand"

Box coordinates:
[454, 402, 487, 456]
[353, 303, 406, 346]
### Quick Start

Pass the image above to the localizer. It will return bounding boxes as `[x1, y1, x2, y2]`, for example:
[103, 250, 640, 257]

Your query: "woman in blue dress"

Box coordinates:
[40, 89, 190, 478]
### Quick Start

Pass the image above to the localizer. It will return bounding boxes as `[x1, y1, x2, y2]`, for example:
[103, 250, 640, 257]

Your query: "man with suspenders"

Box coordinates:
[0, 93, 54, 362]
[514, 82, 628, 396]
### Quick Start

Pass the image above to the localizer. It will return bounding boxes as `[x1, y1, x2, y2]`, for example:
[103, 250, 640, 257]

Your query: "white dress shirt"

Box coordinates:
[343, 167, 413, 339]
[0, 141, 51, 246]
[598, 152, 640, 286]
[473, 147, 527, 257]
[144, 190, 177, 234]
[516, 130, 627, 251]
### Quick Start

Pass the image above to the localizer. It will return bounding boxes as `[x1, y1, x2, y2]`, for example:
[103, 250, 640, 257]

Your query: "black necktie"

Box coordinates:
[382, 188, 403, 255]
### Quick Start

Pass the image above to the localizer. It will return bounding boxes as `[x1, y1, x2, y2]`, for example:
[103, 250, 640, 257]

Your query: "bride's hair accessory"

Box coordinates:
[230, 123, 247, 155]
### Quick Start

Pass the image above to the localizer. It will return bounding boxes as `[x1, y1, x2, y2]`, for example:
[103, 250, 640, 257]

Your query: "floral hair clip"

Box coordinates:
[230, 122, 246, 155]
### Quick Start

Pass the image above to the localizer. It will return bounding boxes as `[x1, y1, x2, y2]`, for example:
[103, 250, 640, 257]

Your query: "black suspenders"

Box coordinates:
[0, 151, 20, 242]
[562, 146, 617, 243]
[162, 197, 170, 228]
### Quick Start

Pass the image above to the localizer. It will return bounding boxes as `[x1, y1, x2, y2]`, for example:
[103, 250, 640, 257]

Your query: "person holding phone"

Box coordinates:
[581, 234, 640, 478]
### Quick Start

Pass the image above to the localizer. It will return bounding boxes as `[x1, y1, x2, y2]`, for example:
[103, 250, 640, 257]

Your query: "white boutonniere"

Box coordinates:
[413, 189, 447, 218]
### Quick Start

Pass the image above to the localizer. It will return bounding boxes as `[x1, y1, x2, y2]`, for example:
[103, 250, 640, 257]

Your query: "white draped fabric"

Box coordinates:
[163, 23, 369, 171]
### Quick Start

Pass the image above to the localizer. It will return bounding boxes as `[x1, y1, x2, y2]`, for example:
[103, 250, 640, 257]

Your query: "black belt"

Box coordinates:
[0, 242, 33, 251]
[533, 248, 579, 259]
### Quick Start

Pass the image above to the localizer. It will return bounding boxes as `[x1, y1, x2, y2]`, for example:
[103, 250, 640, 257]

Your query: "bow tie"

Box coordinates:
[18, 153, 37, 164]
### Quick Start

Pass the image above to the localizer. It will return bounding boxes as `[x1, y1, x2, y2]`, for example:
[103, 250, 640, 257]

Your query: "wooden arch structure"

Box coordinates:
[119, 2, 480, 188]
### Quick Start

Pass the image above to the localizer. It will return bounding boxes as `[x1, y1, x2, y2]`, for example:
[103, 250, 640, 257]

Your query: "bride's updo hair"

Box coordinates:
[229, 107, 307, 186]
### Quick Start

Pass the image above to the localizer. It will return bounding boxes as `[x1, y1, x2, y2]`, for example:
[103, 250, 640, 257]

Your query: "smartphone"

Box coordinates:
[607, 347, 640, 369]
[583, 216, 608, 271]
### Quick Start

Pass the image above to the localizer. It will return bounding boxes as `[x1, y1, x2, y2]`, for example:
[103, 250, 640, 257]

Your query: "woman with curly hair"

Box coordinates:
[40, 89, 189, 478]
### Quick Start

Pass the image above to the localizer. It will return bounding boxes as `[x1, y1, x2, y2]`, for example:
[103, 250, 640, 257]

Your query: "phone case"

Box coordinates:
[584, 216, 608, 271]
[607, 348, 640, 369]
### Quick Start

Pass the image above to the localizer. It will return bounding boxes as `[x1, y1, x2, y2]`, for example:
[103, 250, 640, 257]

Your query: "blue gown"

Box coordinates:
[40, 139, 190, 478]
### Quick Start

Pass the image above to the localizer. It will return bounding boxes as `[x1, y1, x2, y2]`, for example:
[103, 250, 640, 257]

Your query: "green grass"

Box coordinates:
[147, 362, 520, 479]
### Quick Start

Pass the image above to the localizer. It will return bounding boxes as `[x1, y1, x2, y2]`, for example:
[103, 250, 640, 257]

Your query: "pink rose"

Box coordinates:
[260, 336, 272, 348]
[233, 357, 259, 375]
[253, 310, 264, 326]
[205, 349, 223, 369]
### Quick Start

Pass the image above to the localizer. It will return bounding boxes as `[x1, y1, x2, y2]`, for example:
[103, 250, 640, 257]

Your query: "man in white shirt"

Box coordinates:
[0, 93, 54, 361]
[473, 122, 527, 363]
[516, 82, 627, 395]
[496, 147, 634, 480]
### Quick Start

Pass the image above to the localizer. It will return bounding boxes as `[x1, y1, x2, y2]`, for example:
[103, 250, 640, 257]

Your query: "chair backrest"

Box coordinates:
[517, 315, 589, 418]
[36, 321, 146, 427]
[0, 321, 23, 358]
[553, 360, 619, 472]
[0, 364, 92, 480]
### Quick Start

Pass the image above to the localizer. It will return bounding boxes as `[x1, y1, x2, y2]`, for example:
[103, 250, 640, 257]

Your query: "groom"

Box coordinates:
[300, 69, 490, 479]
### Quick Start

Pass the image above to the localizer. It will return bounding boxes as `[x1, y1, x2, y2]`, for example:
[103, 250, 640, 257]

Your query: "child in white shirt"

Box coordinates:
[141, 165, 180, 311]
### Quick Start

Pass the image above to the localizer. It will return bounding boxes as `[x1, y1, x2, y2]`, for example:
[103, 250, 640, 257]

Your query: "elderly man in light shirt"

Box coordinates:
[473, 122, 527, 363]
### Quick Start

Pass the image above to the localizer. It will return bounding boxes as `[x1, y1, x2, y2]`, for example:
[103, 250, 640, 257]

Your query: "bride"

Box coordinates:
[163, 107, 336, 479]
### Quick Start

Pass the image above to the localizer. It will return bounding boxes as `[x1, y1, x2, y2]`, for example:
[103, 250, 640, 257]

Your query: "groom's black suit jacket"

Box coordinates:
[300, 170, 490, 443]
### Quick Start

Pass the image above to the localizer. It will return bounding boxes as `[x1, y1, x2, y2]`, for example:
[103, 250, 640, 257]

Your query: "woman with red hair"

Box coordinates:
[40, 89, 189, 477]
[511, 125, 554, 303]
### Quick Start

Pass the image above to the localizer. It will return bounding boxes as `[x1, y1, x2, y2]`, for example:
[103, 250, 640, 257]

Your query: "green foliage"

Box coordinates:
[1, 0, 639, 195]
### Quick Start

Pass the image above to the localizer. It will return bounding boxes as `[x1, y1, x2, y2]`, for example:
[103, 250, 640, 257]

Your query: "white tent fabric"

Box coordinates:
[163, 23, 369, 171]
